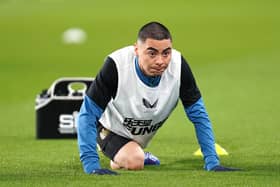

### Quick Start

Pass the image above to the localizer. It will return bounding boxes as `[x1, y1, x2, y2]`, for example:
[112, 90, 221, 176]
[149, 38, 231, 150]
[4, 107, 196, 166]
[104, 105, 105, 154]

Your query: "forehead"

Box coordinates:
[139, 38, 172, 50]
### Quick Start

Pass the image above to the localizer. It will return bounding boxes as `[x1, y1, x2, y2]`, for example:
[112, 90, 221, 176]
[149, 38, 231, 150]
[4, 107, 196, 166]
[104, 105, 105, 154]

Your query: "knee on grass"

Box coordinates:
[111, 154, 144, 170]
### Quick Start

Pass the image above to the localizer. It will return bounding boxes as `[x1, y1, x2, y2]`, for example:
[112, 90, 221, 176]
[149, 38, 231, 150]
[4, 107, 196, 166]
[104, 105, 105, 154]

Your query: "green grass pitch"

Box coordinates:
[0, 0, 280, 186]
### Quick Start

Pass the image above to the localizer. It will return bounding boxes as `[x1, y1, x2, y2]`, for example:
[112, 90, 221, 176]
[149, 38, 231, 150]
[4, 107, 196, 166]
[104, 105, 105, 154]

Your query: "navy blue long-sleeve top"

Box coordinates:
[77, 56, 219, 174]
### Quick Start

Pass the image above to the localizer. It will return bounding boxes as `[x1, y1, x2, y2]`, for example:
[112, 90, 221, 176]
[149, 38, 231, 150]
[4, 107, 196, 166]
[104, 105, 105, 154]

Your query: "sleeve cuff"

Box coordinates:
[204, 155, 220, 171]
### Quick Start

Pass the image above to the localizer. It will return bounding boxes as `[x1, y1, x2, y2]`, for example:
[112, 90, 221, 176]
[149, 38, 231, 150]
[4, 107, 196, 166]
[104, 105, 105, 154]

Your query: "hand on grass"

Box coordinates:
[211, 165, 241, 172]
[91, 168, 119, 175]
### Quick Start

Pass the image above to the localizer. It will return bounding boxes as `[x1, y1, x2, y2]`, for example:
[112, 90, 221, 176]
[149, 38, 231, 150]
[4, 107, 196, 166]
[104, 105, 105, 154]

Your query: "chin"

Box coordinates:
[152, 72, 163, 76]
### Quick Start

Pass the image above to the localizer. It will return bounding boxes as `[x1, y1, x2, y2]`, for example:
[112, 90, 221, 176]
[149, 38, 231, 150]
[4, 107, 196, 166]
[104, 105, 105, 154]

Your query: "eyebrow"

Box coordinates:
[146, 47, 172, 52]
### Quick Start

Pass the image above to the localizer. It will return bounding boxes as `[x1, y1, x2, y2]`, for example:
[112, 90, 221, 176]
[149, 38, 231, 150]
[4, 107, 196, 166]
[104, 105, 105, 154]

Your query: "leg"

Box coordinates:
[96, 124, 145, 170]
[97, 124, 158, 170]
[111, 141, 145, 170]
[110, 160, 121, 170]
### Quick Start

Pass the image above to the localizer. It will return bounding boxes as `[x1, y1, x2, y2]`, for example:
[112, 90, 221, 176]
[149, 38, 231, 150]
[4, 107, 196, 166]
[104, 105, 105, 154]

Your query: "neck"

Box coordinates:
[135, 57, 161, 87]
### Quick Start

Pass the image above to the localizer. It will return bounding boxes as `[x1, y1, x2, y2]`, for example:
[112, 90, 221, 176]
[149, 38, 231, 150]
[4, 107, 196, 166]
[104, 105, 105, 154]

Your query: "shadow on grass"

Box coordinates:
[144, 157, 203, 171]
[1, 157, 279, 183]
[144, 157, 280, 176]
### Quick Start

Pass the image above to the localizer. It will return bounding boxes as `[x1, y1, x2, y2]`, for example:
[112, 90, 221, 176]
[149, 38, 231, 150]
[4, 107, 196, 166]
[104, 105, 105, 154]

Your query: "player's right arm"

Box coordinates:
[77, 57, 118, 174]
[77, 95, 103, 173]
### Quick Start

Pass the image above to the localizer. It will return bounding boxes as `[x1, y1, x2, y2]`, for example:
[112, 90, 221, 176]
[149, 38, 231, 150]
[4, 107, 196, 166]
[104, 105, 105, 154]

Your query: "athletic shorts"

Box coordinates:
[97, 122, 131, 161]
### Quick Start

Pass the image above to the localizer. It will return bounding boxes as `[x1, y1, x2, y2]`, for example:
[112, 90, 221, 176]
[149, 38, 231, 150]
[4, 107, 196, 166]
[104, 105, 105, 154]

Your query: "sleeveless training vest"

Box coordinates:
[99, 46, 182, 148]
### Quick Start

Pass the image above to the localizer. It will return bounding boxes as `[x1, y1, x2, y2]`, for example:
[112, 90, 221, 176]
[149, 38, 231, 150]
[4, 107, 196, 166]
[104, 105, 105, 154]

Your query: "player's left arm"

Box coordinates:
[179, 56, 239, 171]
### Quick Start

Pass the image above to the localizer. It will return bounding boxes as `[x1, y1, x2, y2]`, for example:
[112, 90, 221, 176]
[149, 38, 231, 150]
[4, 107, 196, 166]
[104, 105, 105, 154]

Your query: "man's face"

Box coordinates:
[134, 38, 172, 77]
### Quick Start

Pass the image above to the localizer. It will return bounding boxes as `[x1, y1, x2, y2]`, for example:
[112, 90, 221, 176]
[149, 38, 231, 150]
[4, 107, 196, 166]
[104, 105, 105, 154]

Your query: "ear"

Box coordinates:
[134, 42, 139, 56]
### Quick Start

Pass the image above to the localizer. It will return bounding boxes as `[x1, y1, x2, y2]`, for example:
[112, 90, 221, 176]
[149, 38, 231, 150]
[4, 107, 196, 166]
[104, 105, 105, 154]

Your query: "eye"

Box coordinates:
[148, 51, 156, 58]
[162, 50, 171, 57]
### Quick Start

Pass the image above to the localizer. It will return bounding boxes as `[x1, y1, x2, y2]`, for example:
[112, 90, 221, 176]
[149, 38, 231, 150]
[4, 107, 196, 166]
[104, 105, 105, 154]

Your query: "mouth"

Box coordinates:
[150, 67, 166, 75]
[155, 66, 167, 72]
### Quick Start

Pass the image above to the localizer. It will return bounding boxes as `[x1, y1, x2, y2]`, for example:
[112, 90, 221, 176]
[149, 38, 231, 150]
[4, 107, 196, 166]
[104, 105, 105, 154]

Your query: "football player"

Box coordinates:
[77, 21, 239, 175]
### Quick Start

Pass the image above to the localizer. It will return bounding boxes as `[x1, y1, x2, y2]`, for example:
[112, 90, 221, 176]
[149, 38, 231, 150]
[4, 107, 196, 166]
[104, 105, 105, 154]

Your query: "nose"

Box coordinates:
[155, 56, 164, 66]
